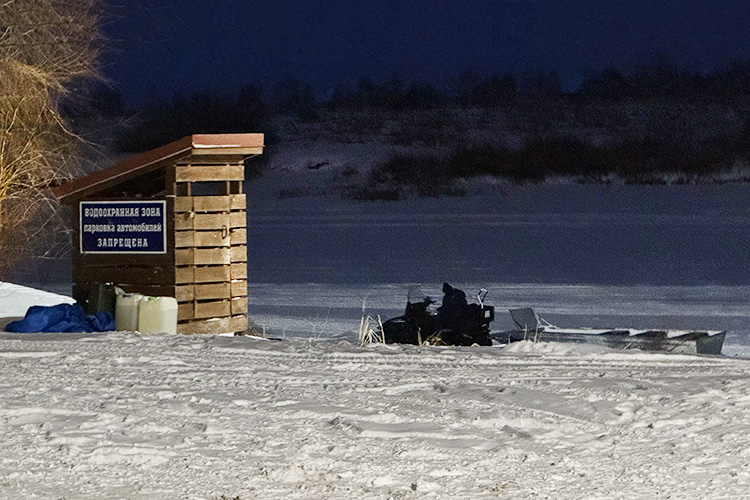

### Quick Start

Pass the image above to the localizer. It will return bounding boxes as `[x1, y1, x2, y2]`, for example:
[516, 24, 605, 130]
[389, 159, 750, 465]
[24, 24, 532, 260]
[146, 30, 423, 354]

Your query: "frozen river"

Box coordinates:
[10, 182, 750, 356]
[242, 181, 750, 355]
[246, 182, 750, 286]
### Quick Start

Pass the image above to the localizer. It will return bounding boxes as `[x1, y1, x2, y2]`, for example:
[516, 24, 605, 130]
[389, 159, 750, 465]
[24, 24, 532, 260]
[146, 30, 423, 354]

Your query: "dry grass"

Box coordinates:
[357, 314, 385, 345]
[357, 298, 385, 345]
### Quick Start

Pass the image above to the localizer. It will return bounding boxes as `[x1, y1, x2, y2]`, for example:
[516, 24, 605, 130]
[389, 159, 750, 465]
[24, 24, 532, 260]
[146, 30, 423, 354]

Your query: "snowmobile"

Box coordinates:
[380, 283, 494, 346]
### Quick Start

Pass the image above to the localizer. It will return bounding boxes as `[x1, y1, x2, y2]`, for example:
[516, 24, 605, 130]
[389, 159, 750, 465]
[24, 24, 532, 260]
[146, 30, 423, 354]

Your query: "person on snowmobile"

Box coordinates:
[436, 283, 468, 343]
[439, 283, 467, 320]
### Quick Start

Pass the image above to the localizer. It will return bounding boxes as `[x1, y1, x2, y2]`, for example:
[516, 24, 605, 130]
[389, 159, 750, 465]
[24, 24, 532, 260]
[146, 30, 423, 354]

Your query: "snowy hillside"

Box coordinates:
[1, 331, 749, 499]
[259, 102, 750, 198]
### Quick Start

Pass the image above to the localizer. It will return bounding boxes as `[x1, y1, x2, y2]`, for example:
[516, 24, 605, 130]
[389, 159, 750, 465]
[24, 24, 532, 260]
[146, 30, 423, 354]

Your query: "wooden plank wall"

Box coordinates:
[71, 159, 251, 335]
[172, 162, 248, 334]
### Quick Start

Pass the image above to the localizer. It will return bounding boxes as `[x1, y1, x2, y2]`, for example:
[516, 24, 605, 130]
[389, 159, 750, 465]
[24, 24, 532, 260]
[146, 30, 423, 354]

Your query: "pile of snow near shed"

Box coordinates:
[1, 325, 750, 498]
[0, 282, 75, 326]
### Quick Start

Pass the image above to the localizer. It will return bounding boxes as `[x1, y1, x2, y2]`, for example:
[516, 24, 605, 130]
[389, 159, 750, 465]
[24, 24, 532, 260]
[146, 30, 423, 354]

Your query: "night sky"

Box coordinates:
[103, 0, 750, 107]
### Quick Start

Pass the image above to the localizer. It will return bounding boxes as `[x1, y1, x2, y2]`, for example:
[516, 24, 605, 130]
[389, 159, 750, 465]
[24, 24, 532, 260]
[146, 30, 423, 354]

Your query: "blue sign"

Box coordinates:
[80, 200, 167, 254]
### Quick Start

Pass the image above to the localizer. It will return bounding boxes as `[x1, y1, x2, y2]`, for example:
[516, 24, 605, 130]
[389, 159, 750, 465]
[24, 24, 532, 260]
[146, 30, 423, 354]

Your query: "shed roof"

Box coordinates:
[53, 133, 264, 203]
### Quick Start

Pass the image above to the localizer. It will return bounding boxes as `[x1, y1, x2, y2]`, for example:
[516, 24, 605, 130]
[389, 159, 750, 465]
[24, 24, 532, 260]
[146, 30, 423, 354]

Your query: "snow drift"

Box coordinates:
[1, 330, 749, 499]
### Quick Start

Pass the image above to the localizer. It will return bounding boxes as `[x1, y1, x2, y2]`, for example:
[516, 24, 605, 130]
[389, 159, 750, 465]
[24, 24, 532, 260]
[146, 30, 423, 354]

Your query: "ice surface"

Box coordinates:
[245, 180, 750, 286]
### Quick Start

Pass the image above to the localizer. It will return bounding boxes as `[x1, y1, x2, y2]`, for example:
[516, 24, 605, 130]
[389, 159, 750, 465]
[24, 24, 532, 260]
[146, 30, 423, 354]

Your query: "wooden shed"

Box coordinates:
[53, 133, 264, 334]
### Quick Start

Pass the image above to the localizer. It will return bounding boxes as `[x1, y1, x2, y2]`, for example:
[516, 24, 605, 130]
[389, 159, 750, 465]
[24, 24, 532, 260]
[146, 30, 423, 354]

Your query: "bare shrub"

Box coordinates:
[350, 153, 468, 200]
[0, 0, 101, 277]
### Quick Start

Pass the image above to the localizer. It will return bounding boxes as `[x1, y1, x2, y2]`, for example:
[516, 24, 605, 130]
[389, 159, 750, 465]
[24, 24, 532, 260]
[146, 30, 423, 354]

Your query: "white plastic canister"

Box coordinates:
[115, 293, 144, 331]
[138, 296, 178, 334]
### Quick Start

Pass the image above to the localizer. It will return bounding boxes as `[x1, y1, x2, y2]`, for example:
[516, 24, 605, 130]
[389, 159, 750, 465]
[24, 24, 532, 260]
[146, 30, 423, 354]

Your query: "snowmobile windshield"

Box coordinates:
[407, 285, 430, 305]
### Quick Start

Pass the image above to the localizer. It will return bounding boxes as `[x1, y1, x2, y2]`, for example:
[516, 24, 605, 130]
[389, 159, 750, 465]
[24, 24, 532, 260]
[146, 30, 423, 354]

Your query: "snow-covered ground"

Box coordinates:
[1, 330, 749, 499]
[245, 282, 750, 358]
[0, 282, 75, 317]
[0, 282, 76, 331]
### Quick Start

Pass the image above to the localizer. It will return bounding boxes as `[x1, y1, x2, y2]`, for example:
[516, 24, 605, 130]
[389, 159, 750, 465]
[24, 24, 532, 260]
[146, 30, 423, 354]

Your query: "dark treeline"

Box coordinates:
[85, 59, 750, 153]
[327, 60, 750, 109]
[115, 84, 267, 152]
[579, 61, 750, 101]
[354, 132, 750, 201]
[326, 69, 557, 111]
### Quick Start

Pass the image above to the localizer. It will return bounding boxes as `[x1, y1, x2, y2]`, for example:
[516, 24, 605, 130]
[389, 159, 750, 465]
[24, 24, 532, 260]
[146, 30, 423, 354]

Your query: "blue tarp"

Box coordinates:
[5, 304, 114, 333]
